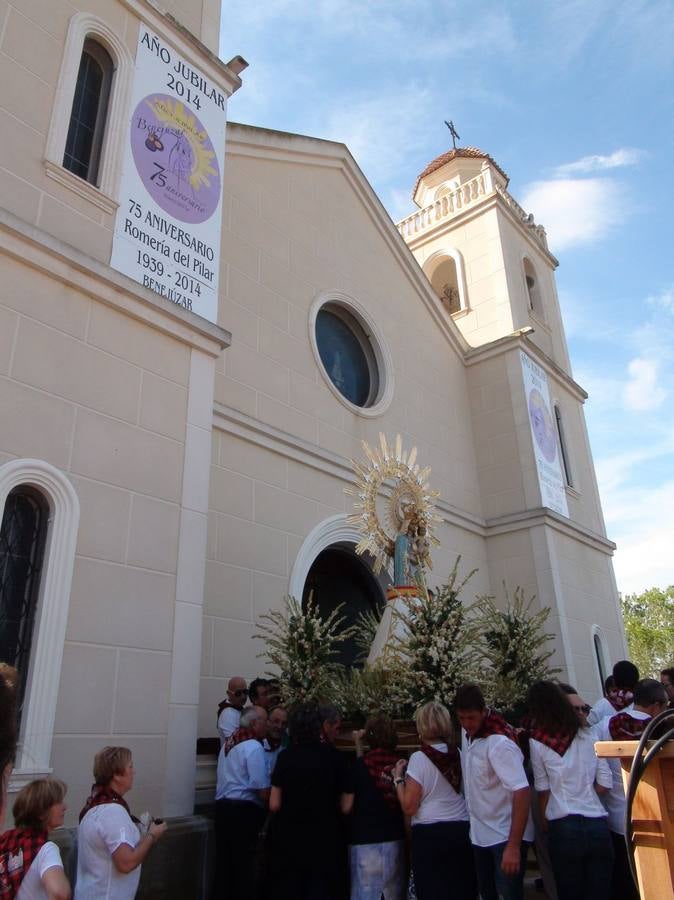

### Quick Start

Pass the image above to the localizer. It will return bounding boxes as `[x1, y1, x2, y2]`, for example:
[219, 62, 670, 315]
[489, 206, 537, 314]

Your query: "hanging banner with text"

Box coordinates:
[110, 27, 227, 323]
[520, 351, 569, 518]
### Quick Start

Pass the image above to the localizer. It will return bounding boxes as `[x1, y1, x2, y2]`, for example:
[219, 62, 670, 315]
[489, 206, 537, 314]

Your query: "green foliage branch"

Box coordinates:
[473, 585, 560, 716]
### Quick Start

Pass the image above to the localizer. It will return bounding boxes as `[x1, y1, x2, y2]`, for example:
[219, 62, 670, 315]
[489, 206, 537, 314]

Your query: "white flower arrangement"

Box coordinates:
[473, 585, 560, 715]
[255, 569, 561, 721]
[254, 592, 356, 706]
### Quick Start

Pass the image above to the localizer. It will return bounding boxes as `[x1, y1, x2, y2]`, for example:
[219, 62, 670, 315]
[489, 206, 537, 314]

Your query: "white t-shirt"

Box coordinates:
[530, 729, 612, 821]
[216, 739, 270, 805]
[595, 708, 650, 834]
[75, 803, 142, 900]
[406, 743, 469, 826]
[16, 842, 64, 900]
[587, 697, 617, 726]
[217, 706, 241, 743]
[461, 731, 534, 847]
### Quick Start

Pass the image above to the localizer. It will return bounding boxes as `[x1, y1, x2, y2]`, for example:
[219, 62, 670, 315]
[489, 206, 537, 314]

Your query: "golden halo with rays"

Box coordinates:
[345, 433, 441, 574]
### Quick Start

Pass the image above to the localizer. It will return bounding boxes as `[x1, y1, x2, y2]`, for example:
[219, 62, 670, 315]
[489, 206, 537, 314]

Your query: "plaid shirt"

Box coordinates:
[528, 725, 574, 756]
[79, 784, 139, 823]
[363, 749, 400, 810]
[419, 742, 462, 791]
[609, 711, 650, 741]
[0, 827, 47, 899]
[472, 709, 519, 745]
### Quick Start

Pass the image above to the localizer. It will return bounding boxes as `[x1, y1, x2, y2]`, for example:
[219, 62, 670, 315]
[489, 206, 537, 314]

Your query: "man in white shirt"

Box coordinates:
[588, 660, 639, 726]
[455, 683, 533, 900]
[216, 676, 248, 744]
[215, 706, 270, 900]
[263, 706, 288, 779]
[596, 678, 668, 900]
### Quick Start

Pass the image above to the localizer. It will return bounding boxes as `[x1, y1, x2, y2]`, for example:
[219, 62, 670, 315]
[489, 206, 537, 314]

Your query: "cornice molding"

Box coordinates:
[402, 189, 559, 270]
[465, 333, 588, 402]
[486, 506, 616, 554]
[211, 402, 615, 555]
[0, 209, 230, 357]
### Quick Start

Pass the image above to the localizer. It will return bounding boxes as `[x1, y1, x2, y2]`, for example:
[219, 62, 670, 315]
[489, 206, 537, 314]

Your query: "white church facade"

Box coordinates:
[0, 0, 626, 821]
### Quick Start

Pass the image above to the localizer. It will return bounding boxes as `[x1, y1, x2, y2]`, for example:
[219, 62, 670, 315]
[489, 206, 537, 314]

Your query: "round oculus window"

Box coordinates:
[315, 305, 379, 408]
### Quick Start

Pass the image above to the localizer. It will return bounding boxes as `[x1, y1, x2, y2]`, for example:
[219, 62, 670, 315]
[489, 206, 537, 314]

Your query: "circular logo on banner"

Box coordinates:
[130, 94, 220, 224]
[528, 388, 557, 463]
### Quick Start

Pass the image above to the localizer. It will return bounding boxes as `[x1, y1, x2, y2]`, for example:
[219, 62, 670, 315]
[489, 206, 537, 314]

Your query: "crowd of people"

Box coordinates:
[0, 661, 673, 899]
[213, 666, 673, 900]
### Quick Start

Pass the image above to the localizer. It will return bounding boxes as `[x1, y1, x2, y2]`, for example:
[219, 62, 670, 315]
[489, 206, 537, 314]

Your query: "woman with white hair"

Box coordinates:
[393, 701, 476, 900]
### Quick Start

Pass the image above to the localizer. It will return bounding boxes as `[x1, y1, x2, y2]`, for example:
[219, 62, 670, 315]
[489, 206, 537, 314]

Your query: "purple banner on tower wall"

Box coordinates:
[110, 27, 227, 323]
[520, 351, 569, 518]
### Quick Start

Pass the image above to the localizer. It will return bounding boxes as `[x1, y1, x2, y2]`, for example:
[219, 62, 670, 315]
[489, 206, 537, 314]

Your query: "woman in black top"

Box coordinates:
[266, 702, 354, 900]
[346, 714, 406, 900]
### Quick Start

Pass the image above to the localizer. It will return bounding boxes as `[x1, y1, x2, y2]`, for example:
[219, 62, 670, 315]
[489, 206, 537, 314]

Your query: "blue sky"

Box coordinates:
[219, 0, 674, 595]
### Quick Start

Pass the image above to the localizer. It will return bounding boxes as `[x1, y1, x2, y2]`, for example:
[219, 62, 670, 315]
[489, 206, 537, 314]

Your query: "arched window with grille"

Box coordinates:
[63, 38, 113, 184]
[0, 487, 49, 717]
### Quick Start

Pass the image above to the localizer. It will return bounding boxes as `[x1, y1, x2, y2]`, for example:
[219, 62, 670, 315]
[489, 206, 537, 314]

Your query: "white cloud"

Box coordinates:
[605, 480, 674, 594]
[597, 435, 674, 593]
[596, 429, 674, 496]
[646, 285, 674, 314]
[553, 148, 644, 177]
[321, 86, 434, 184]
[622, 358, 667, 411]
[520, 178, 626, 251]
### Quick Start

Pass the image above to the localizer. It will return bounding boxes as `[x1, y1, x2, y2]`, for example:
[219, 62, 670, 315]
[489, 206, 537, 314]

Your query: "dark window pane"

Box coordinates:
[63, 41, 112, 185]
[316, 309, 372, 407]
[0, 488, 48, 715]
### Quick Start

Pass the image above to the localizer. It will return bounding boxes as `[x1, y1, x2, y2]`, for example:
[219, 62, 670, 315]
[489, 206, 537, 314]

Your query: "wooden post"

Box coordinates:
[595, 740, 674, 900]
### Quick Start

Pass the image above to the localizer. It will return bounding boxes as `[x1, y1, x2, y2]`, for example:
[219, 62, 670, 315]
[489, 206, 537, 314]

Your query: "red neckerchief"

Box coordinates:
[79, 784, 138, 824]
[224, 726, 261, 756]
[609, 712, 650, 741]
[363, 749, 399, 810]
[607, 689, 633, 712]
[0, 827, 48, 898]
[420, 743, 462, 792]
[471, 709, 518, 744]
[528, 725, 574, 757]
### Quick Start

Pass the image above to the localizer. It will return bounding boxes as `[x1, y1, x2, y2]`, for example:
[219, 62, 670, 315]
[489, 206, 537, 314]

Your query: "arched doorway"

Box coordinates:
[302, 543, 387, 667]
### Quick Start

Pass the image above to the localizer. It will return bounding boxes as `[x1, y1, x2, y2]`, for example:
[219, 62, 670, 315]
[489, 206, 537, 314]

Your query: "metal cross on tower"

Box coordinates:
[444, 120, 460, 149]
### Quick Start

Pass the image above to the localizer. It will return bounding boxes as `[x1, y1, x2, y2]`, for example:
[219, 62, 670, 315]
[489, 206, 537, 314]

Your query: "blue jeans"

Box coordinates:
[548, 815, 614, 900]
[472, 841, 528, 900]
[349, 840, 406, 900]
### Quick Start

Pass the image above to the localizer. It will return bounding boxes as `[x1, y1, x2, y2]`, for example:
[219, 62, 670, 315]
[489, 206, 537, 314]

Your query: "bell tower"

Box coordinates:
[397, 145, 572, 375]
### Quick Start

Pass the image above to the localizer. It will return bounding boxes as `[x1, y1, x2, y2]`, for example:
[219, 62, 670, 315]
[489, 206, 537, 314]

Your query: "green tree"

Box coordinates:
[621, 586, 674, 678]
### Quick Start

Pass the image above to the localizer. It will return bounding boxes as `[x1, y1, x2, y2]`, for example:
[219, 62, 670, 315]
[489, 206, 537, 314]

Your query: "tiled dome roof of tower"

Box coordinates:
[413, 146, 509, 197]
